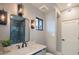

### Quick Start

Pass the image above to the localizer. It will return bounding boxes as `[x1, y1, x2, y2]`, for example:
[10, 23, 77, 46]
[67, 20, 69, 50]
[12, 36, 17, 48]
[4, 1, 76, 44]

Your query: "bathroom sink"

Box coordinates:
[3, 41, 46, 55]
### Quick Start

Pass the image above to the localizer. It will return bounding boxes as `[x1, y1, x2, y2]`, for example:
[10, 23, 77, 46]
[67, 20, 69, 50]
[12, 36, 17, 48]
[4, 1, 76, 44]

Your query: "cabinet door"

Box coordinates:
[61, 20, 79, 55]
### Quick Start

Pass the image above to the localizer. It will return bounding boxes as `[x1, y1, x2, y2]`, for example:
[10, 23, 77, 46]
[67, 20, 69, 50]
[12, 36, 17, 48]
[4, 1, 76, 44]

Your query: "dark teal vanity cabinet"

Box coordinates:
[10, 15, 25, 44]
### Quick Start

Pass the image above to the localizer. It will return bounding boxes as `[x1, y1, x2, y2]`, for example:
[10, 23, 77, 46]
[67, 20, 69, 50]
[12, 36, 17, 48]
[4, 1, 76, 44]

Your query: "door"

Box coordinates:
[61, 20, 79, 55]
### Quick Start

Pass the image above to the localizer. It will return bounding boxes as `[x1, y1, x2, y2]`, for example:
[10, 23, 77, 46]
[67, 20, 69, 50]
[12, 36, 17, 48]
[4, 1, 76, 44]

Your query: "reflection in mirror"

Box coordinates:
[10, 15, 30, 44]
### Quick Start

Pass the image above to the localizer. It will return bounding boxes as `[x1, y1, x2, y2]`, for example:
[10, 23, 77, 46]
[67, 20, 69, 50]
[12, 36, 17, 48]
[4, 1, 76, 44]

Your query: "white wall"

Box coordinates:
[0, 3, 46, 45]
[23, 4, 46, 45]
[0, 3, 17, 41]
[45, 9, 57, 54]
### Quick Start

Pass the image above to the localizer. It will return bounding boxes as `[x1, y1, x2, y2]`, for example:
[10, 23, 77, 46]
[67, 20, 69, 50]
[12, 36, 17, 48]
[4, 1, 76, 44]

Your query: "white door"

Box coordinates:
[61, 20, 79, 55]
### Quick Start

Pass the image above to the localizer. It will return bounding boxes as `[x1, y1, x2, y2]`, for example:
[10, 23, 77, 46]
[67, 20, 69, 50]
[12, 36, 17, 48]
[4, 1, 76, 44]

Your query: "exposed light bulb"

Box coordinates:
[1, 14, 5, 21]
[19, 8, 23, 13]
[67, 3, 72, 6]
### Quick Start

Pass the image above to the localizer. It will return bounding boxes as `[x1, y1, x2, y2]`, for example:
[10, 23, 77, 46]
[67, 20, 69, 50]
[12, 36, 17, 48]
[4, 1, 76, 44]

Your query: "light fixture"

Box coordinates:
[67, 3, 72, 7]
[1, 14, 5, 21]
[17, 4, 24, 16]
[0, 9, 7, 25]
[31, 20, 35, 29]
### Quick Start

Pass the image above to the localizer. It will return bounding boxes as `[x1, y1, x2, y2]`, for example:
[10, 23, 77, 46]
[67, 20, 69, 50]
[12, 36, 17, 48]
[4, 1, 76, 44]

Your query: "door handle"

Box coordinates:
[61, 39, 65, 41]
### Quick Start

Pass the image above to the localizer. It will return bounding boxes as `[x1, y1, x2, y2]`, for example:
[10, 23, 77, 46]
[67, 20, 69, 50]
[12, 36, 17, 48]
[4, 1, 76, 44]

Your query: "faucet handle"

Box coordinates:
[25, 42, 27, 47]
[16, 45, 20, 49]
[22, 43, 24, 48]
[22, 41, 27, 48]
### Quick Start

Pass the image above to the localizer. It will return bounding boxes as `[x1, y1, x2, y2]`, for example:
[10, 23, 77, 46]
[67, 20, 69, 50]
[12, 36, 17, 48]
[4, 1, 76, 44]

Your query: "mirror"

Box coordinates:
[10, 15, 30, 44]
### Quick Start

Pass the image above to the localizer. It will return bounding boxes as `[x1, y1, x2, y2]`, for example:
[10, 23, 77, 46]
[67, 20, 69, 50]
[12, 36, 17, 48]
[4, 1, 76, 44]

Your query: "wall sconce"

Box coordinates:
[17, 4, 24, 16]
[31, 20, 35, 29]
[0, 9, 7, 25]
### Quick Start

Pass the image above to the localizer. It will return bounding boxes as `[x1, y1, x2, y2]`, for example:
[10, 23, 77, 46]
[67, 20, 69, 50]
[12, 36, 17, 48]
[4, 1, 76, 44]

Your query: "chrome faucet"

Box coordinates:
[22, 41, 27, 48]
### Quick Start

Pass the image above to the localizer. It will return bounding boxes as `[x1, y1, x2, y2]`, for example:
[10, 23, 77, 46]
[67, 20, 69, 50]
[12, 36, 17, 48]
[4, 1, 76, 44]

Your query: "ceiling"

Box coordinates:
[56, 3, 79, 11]
[31, 3, 56, 13]
[31, 3, 79, 13]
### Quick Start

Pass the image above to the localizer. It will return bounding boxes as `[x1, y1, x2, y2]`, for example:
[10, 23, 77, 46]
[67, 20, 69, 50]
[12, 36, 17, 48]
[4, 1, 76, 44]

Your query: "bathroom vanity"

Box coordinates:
[0, 15, 46, 55]
[0, 42, 46, 55]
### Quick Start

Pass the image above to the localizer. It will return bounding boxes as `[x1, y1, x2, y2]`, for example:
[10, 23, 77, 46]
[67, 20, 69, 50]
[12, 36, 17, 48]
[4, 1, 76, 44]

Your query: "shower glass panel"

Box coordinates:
[10, 15, 25, 44]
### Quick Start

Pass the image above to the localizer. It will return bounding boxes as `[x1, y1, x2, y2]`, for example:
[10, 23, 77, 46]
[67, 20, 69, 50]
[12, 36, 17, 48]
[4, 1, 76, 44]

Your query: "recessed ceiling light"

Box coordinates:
[67, 3, 72, 6]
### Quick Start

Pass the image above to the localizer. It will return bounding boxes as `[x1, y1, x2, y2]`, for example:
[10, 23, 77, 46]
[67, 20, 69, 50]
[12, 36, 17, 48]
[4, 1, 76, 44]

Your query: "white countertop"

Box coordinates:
[3, 42, 46, 55]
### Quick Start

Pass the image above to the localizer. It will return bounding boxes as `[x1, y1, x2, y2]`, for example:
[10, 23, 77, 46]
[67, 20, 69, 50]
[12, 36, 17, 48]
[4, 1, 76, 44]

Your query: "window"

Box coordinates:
[36, 17, 43, 31]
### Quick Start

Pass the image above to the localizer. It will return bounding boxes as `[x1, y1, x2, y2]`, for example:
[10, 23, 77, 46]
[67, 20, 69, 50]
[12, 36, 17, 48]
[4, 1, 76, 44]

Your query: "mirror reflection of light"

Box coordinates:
[10, 15, 13, 18]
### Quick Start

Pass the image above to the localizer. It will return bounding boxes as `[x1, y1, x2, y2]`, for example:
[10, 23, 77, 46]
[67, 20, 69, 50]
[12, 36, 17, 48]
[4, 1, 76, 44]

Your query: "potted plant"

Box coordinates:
[1, 39, 11, 52]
